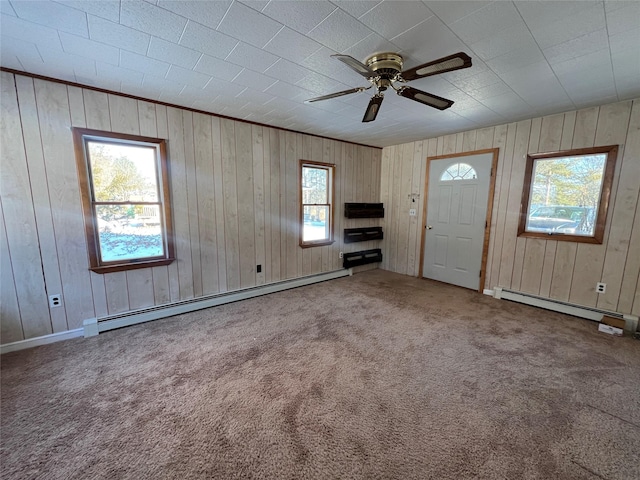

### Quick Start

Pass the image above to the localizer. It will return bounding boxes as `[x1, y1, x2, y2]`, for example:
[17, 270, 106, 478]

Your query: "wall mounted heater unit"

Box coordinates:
[492, 287, 638, 333]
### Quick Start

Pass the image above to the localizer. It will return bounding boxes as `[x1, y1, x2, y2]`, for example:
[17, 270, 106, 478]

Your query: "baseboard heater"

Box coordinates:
[84, 269, 352, 338]
[492, 287, 638, 332]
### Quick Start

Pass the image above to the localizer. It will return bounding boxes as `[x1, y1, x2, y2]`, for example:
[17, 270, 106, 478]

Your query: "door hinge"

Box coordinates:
[479, 270, 482, 277]
[485, 220, 488, 229]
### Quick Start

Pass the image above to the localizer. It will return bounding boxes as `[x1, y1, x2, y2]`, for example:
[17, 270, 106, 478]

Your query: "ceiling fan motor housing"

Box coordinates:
[365, 53, 404, 81]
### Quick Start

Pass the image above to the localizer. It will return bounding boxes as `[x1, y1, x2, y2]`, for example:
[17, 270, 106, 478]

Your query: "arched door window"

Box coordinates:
[441, 162, 477, 181]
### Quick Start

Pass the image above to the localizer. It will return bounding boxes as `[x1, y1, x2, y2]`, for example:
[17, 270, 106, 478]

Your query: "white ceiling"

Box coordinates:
[1, 1, 638, 147]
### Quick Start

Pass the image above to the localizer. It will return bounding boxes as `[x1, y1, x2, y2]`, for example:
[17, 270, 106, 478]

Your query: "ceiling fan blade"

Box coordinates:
[362, 94, 384, 123]
[331, 54, 377, 78]
[397, 86, 453, 111]
[305, 87, 365, 103]
[401, 52, 472, 81]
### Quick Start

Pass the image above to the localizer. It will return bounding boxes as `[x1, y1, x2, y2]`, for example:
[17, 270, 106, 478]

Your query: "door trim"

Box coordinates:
[418, 148, 500, 292]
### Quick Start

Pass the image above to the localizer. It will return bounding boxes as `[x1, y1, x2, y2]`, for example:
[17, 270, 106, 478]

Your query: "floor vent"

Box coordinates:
[493, 287, 638, 332]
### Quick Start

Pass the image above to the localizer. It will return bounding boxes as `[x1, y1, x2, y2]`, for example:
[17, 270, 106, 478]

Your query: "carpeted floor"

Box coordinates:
[1, 269, 639, 479]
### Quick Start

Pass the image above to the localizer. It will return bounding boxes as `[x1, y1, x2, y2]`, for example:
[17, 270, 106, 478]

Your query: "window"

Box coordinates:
[440, 162, 477, 181]
[518, 145, 618, 244]
[73, 128, 175, 273]
[300, 160, 335, 247]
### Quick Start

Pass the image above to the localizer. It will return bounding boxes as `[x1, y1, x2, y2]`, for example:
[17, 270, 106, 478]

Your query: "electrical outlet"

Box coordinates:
[409, 209, 416, 216]
[596, 282, 606, 294]
[339, 252, 343, 258]
[49, 294, 62, 308]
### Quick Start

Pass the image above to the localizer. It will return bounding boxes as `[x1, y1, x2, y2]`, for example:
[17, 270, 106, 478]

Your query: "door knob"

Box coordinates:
[427, 225, 433, 229]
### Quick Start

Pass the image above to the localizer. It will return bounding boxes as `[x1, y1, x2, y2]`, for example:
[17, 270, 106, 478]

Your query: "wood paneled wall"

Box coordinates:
[380, 99, 640, 317]
[0, 72, 381, 343]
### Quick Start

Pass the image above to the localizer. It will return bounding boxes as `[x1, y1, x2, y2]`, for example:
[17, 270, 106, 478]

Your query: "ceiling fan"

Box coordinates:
[305, 52, 472, 122]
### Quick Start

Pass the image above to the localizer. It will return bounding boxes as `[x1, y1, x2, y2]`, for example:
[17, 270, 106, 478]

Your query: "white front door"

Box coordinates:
[422, 152, 493, 290]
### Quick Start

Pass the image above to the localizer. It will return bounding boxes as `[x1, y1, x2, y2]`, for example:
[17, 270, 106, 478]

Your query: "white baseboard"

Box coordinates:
[492, 286, 639, 332]
[483, 288, 495, 296]
[0, 328, 84, 354]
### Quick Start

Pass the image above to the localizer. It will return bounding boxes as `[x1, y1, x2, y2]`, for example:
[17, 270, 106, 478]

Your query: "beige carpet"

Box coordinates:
[1, 270, 639, 479]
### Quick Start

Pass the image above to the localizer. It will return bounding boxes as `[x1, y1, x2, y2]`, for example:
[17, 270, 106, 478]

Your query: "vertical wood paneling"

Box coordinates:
[269, 129, 281, 281]
[263, 130, 273, 282]
[183, 111, 203, 298]
[0, 73, 52, 338]
[617, 102, 640, 313]
[211, 116, 227, 293]
[0, 201, 24, 342]
[127, 270, 154, 310]
[598, 101, 639, 311]
[284, 131, 297, 279]
[499, 120, 531, 289]
[167, 107, 194, 299]
[569, 102, 631, 307]
[33, 79, 94, 329]
[221, 118, 240, 290]
[236, 122, 256, 288]
[82, 89, 110, 130]
[483, 125, 504, 289]
[252, 125, 266, 285]
[193, 113, 218, 295]
[278, 131, 287, 279]
[15, 76, 69, 333]
[380, 98, 640, 318]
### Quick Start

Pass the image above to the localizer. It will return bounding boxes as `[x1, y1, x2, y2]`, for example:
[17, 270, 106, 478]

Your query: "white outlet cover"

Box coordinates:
[409, 209, 416, 216]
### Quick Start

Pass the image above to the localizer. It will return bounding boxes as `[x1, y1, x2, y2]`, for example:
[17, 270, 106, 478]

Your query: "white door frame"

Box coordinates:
[418, 148, 499, 292]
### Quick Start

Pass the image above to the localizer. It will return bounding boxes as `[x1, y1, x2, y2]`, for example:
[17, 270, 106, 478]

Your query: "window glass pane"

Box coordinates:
[87, 142, 159, 202]
[441, 162, 477, 181]
[302, 166, 328, 204]
[96, 204, 164, 262]
[525, 154, 606, 236]
[303, 205, 329, 242]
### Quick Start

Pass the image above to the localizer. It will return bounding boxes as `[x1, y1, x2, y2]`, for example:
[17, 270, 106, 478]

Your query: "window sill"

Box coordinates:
[300, 240, 335, 249]
[90, 258, 175, 274]
[517, 231, 603, 244]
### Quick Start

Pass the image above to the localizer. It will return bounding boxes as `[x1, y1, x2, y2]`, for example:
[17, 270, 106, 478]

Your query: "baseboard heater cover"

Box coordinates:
[83, 269, 352, 338]
[493, 287, 639, 332]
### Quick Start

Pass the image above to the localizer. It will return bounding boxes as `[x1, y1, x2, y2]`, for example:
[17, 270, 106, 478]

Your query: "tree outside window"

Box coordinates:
[74, 128, 175, 273]
[518, 145, 618, 244]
